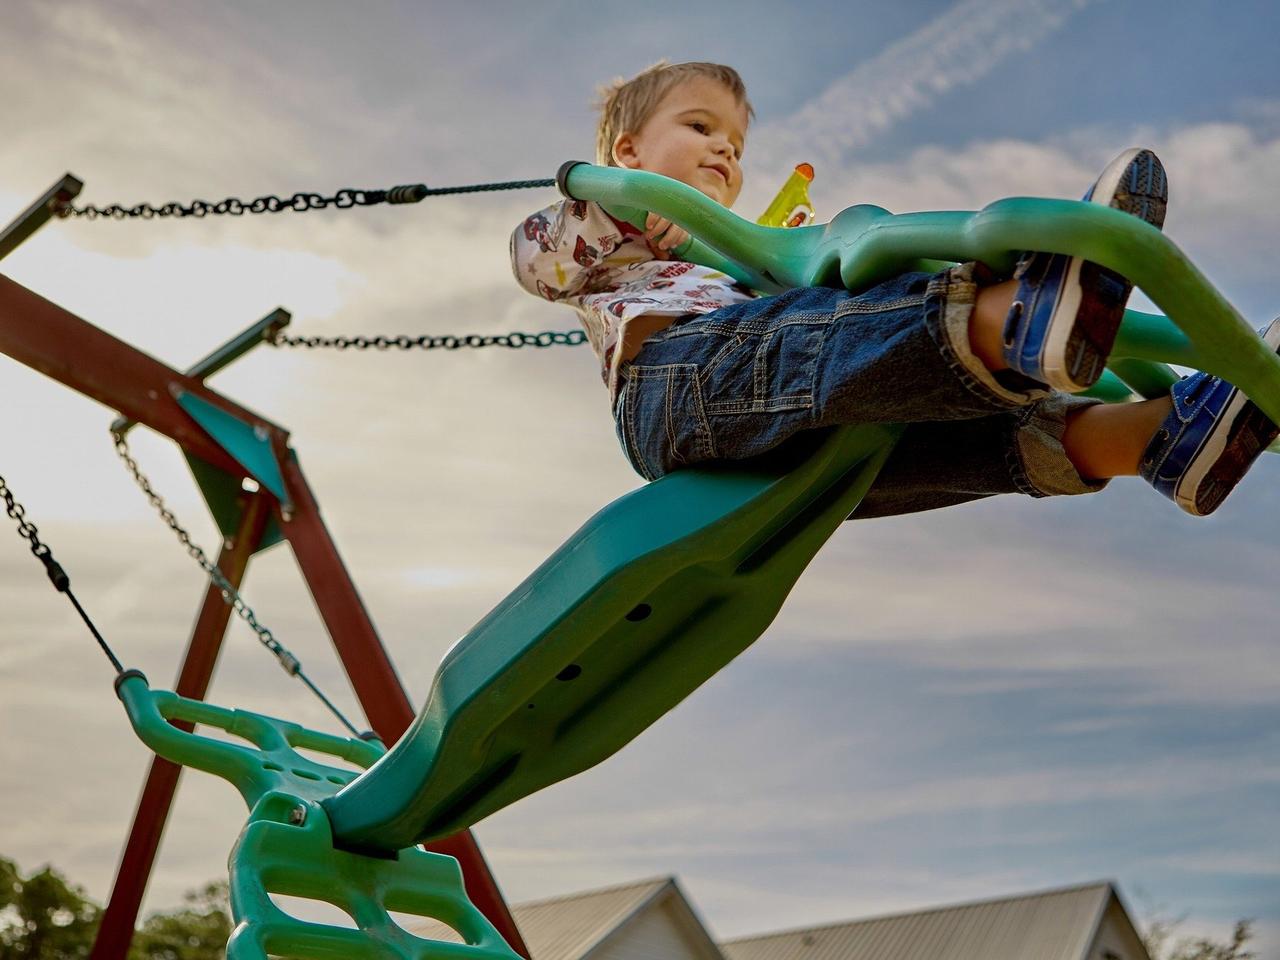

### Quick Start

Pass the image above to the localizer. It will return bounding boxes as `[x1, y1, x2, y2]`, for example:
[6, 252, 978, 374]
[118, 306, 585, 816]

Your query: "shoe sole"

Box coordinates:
[1040, 148, 1168, 392]
[1175, 319, 1280, 516]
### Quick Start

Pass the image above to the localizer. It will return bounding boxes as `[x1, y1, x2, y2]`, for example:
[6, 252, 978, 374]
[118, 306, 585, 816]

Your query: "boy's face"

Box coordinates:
[612, 77, 748, 207]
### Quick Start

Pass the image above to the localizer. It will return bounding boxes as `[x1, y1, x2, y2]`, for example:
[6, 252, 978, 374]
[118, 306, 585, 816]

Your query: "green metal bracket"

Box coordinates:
[175, 389, 291, 509]
[184, 453, 285, 551]
[185, 307, 292, 382]
[115, 672, 522, 960]
[108, 308, 294, 549]
[110, 309, 292, 442]
[0, 173, 83, 262]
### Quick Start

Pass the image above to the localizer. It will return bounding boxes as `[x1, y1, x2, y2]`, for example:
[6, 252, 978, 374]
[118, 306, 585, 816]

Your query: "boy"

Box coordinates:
[511, 61, 1280, 518]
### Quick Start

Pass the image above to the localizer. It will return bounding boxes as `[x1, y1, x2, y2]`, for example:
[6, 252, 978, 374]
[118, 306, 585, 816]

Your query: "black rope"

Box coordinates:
[415, 178, 556, 196]
[58, 178, 557, 221]
[297, 672, 367, 740]
[66, 589, 125, 674]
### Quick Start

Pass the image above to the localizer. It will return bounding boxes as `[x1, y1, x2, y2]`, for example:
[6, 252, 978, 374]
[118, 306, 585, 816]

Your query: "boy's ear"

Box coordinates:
[612, 132, 642, 169]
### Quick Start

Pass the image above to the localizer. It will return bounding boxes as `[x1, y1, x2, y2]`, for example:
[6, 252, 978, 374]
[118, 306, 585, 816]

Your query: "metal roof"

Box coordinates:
[407, 878, 1144, 960]
[407, 876, 674, 960]
[720, 882, 1119, 960]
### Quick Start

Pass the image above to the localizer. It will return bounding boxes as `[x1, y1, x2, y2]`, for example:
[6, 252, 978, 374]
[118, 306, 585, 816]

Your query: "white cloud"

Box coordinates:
[748, 0, 1104, 178]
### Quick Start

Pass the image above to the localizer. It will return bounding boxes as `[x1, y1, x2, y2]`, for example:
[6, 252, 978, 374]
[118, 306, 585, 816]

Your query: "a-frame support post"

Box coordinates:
[0, 270, 529, 958]
[90, 490, 274, 960]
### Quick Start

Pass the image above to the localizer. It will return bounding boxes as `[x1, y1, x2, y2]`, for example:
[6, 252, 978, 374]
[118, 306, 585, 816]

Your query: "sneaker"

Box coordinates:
[1003, 148, 1169, 392]
[1140, 318, 1280, 516]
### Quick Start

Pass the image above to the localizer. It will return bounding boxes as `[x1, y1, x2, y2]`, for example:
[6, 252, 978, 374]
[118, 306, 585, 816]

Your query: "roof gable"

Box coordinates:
[406, 876, 672, 960]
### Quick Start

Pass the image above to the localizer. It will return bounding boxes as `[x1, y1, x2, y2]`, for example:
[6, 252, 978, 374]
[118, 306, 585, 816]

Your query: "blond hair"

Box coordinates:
[595, 60, 754, 166]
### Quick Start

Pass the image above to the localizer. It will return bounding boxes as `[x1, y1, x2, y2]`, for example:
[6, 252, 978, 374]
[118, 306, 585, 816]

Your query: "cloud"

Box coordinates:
[749, 0, 1103, 176]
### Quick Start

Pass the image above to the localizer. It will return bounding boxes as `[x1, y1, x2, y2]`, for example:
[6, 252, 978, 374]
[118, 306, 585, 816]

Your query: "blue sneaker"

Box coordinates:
[1003, 148, 1169, 392]
[1140, 318, 1280, 516]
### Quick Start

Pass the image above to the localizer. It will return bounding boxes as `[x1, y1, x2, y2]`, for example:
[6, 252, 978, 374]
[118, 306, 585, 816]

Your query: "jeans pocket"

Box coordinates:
[701, 319, 826, 415]
[621, 363, 717, 480]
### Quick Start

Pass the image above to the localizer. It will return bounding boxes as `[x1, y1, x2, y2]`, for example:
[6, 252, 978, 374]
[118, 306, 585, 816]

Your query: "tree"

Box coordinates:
[0, 856, 101, 960]
[126, 881, 231, 960]
[1143, 914, 1256, 960]
[0, 856, 232, 960]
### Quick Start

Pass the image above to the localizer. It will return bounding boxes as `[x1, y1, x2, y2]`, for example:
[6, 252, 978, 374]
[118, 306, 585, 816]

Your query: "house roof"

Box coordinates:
[408, 877, 1144, 960]
[720, 881, 1121, 960]
[408, 875, 676, 960]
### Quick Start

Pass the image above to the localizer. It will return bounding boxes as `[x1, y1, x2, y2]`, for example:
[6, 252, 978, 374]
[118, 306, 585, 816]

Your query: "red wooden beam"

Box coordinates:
[275, 446, 412, 735]
[0, 272, 280, 476]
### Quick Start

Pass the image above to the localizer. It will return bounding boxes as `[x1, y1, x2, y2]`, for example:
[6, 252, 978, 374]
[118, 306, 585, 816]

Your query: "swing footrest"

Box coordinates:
[227, 793, 521, 960]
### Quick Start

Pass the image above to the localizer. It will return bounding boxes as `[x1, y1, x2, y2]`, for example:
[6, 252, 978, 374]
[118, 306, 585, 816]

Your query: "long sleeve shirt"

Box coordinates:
[510, 198, 756, 406]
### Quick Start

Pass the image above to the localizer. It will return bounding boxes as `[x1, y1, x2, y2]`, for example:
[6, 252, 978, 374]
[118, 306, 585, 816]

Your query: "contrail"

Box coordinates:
[752, 0, 1104, 172]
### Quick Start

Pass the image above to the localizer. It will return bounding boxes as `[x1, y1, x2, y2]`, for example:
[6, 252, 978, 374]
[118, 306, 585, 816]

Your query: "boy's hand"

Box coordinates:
[644, 213, 689, 259]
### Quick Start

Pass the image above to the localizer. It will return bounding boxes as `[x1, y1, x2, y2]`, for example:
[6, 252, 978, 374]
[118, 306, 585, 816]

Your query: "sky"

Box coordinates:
[0, 0, 1277, 955]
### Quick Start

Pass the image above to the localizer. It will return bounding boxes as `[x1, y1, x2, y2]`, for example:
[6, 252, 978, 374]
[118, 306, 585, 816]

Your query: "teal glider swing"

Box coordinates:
[27, 162, 1280, 958]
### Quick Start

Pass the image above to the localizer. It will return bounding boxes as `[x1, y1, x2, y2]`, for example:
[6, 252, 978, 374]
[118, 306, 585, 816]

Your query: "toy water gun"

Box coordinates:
[757, 163, 815, 228]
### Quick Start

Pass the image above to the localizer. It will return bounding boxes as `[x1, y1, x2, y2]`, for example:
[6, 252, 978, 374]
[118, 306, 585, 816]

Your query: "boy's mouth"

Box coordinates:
[702, 162, 731, 184]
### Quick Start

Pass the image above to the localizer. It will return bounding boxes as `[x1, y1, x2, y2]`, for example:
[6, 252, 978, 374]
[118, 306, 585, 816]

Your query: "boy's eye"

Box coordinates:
[689, 121, 708, 134]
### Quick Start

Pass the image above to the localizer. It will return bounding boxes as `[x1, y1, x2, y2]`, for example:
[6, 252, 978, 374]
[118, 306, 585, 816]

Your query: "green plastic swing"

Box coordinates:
[115, 161, 1280, 959]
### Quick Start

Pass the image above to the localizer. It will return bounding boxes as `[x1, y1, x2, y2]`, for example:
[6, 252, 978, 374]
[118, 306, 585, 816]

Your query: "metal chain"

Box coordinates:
[58, 178, 555, 221]
[1, 470, 124, 672]
[110, 432, 293, 668]
[110, 430, 364, 737]
[268, 328, 587, 351]
[1, 470, 53, 561]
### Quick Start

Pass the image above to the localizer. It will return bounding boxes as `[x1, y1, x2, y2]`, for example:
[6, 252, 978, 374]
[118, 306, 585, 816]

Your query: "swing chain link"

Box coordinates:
[109, 430, 299, 676]
[1, 470, 126, 670]
[268, 328, 587, 351]
[62, 188, 392, 221]
[0, 472, 70, 593]
[0, 468, 73, 593]
[0, 472, 48, 558]
[57, 178, 557, 221]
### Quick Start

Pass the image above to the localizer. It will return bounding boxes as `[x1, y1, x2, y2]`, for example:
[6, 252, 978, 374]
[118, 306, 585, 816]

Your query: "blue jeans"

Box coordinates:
[613, 265, 1107, 519]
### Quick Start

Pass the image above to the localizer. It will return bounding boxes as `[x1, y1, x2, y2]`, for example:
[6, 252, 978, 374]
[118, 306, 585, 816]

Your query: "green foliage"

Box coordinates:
[0, 856, 232, 960]
[0, 856, 101, 960]
[126, 882, 231, 960]
[1144, 915, 1256, 960]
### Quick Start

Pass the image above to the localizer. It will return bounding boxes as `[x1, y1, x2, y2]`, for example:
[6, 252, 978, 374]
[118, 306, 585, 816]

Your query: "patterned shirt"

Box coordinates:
[510, 198, 757, 406]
